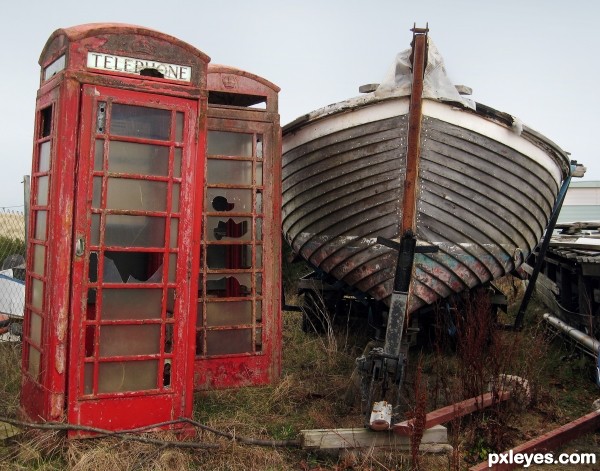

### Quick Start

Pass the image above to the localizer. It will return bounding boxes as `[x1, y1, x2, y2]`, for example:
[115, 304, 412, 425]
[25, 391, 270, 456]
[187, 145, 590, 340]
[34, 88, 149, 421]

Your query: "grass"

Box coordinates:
[2, 278, 600, 470]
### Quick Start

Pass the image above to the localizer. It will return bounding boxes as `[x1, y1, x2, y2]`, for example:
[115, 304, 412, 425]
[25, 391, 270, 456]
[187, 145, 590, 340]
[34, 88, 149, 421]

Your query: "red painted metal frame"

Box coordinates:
[21, 24, 209, 433]
[194, 66, 281, 389]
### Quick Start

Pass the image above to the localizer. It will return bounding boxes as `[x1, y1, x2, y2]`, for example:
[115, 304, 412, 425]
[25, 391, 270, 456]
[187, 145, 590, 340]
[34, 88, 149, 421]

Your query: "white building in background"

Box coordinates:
[558, 180, 600, 223]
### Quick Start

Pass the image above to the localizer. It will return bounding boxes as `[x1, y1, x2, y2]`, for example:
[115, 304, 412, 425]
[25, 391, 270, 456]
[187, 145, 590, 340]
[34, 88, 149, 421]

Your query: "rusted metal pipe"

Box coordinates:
[543, 313, 600, 357]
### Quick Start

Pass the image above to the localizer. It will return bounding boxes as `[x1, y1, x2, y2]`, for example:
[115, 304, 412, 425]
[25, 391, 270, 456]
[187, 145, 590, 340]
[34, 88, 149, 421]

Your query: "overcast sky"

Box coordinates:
[1, 0, 598, 209]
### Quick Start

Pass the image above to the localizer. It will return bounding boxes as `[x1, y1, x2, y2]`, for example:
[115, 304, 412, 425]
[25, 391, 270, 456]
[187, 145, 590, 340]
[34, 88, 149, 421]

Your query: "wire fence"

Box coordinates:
[0, 209, 26, 321]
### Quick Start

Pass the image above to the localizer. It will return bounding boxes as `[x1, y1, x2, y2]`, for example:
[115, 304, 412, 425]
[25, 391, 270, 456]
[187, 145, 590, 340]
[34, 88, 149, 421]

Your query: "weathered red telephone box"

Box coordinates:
[194, 65, 282, 389]
[22, 24, 209, 433]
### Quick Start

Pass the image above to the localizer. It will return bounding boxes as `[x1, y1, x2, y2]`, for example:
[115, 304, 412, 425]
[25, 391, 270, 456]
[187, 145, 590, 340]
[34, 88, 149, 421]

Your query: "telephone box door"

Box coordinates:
[67, 85, 199, 432]
[195, 116, 280, 389]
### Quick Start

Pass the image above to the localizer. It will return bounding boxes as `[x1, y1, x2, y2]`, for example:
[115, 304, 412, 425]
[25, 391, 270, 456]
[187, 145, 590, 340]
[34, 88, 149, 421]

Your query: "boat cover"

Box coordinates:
[375, 38, 476, 110]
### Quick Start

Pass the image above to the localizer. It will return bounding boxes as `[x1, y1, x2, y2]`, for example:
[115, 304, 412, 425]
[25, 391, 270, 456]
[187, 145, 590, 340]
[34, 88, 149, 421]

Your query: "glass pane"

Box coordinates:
[175, 112, 184, 142]
[206, 274, 251, 298]
[28, 346, 41, 380]
[256, 301, 262, 322]
[31, 278, 43, 310]
[91, 214, 100, 246]
[32, 244, 45, 276]
[165, 324, 173, 353]
[170, 218, 179, 249]
[36, 176, 49, 206]
[105, 215, 165, 247]
[92, 177, 102, 208]
[207, 244, 252, 269]
[207, 131, 252, 157]
[99, 324, 160, 356]
[173, 148, 182, 178]
[111, 104, 171, 141]
[206, 188, 252, 213]
[256, 135, 263, 159]
[84, 363, 93, 395]
[207, 217, 251, 241]
[256, 218, 263, 241]
[30, 312, 42, 345]
[256, 327, 262, 351]
[207, 159, 252, 185]
[167, 289, 176, 317]
[98, 360, 158, 393]
[108, 141, 170, 176]
[255, 191, 263, 214]
[39, 141, 51, 172]
[171, 183, 180, 213]
[206, 329, 252, 355]
[256, 163, 263, 185]
[102, 288, 162, 320]
[94, 139, 104, 171]
[256, 246, 262, 268]
[106, 178, 167, 211]
[103, 251, 163, 283]
[256, 273, 263, 295]
[35, 210, 47, 241]
[206, 301, 252, 326]
[196, 302, 203, 327]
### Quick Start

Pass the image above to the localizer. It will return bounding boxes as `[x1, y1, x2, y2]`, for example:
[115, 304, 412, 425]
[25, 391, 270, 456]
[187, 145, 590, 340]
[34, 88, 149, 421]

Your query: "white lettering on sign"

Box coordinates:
[86, 52, 192, 82]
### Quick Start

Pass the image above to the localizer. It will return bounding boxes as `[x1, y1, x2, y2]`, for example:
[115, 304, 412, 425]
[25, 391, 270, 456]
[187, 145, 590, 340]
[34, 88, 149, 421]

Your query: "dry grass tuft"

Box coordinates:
[0, 341, 22, 416]
[67, 432, 194, 471]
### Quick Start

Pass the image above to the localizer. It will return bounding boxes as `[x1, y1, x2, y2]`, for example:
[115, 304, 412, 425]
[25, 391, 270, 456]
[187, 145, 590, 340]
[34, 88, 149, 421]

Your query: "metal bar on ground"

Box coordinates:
[469, 409, 600, 471]
[392, 390, 511, 435]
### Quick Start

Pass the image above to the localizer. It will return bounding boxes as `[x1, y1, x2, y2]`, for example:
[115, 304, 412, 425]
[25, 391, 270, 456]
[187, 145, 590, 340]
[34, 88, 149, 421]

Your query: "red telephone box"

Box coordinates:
[21, 24, 209, 433]
[194, 65, 282, 389]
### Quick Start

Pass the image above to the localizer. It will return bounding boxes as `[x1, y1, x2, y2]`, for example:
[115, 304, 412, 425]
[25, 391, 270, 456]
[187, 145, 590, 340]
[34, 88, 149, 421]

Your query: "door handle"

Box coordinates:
[75, 237, 85, 257]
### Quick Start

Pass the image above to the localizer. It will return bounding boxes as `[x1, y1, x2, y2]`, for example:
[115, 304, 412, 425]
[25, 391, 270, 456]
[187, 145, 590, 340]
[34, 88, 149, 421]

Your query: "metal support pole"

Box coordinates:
[513, 160, 578, 329]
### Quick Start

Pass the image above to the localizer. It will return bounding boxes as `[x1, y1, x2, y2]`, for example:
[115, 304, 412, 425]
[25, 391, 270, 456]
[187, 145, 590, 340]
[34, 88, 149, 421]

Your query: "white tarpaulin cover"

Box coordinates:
[0, 269, 25, 318]
[375, 38, 476, 110]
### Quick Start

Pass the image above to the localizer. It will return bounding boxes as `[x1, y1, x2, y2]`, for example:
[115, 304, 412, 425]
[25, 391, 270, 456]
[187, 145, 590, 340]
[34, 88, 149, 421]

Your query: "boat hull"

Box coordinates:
[282, 96, 570, 312]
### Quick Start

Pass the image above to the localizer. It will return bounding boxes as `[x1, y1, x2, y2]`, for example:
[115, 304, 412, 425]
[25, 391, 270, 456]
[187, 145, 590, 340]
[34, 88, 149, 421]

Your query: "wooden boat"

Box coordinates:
[282, 31, 572, 313]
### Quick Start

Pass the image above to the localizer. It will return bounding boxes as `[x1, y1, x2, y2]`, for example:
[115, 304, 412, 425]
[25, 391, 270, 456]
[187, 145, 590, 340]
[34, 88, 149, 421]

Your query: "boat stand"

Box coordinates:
[356, 233, 438, 428]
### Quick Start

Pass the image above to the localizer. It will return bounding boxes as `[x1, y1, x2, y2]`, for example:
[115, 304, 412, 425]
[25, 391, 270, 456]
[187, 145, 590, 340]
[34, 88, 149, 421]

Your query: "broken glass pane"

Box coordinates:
[103, 252, 163, 283]
[207, 217, 251, 241]
[206, 188, 252, 213]
[206, 274, 251, 298]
